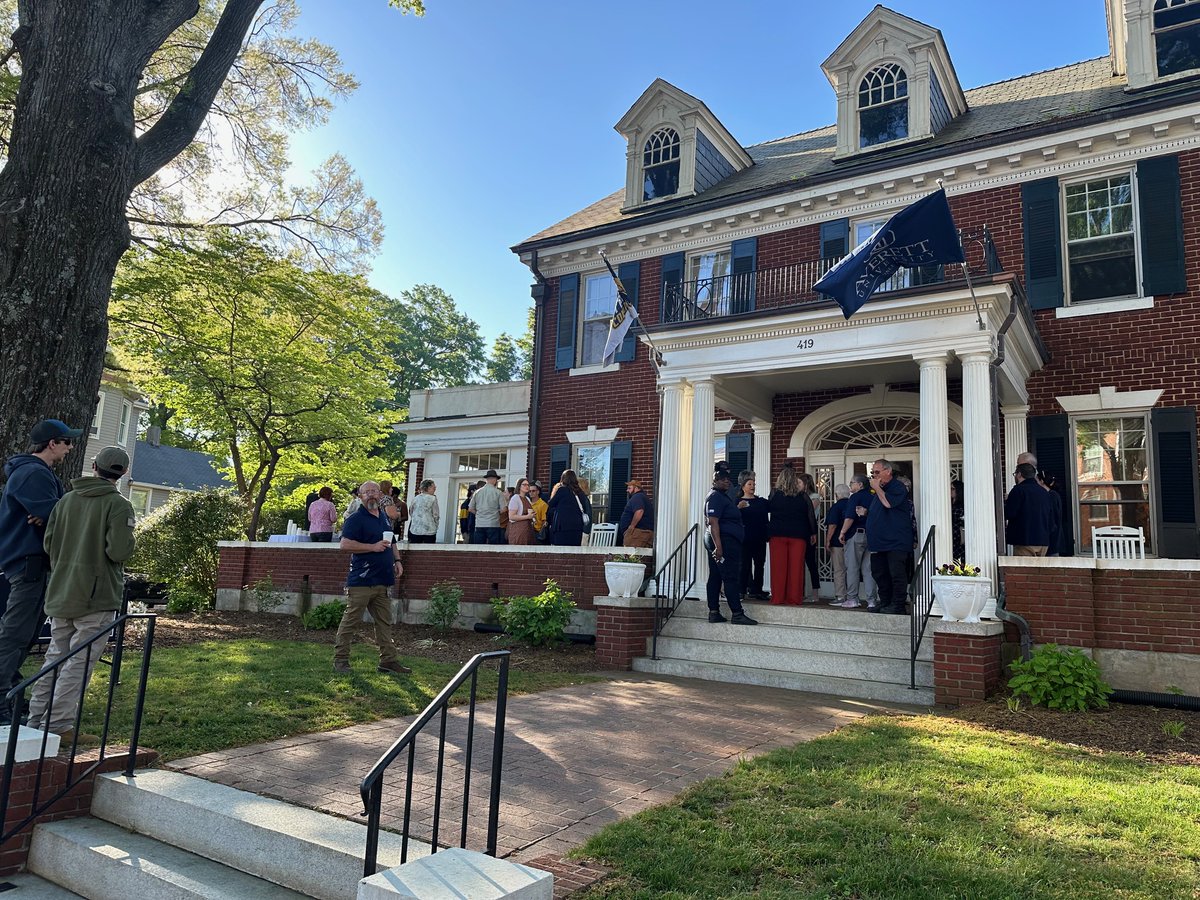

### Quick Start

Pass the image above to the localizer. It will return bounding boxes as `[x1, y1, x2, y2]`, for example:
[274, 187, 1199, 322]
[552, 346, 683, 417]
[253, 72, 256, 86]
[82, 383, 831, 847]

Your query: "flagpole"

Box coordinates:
[934, 179, 986, 332]
[599, 250, 664, 374]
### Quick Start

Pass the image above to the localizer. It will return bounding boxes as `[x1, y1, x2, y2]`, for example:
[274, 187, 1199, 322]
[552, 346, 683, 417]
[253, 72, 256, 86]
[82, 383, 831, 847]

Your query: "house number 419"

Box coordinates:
[796, 338, 815, 350]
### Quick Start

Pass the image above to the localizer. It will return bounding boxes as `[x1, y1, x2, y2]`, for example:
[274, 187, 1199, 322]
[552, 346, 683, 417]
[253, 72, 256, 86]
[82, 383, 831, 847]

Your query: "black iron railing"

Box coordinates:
[909, 526, 936, 690]
[360, 649, 510, 877]
[651, 524, 700, 659]
[0, 611, 157, 842]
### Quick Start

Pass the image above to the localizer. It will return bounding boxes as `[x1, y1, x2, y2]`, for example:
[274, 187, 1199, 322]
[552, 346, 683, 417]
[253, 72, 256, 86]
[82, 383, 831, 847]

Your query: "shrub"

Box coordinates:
[250, 574, 287, 613]
[492, 579, 575, 647]
[130, 487, 246, 610]
[425, 580, 463, 631]
[302, 600, 346, 630]
[1007, 644, 1112, 712]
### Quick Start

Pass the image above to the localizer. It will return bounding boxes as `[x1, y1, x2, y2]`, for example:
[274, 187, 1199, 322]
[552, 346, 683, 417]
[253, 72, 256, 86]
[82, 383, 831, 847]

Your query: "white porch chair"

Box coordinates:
[589, 523, 619, 548]
[1091, 525, 1146, 560]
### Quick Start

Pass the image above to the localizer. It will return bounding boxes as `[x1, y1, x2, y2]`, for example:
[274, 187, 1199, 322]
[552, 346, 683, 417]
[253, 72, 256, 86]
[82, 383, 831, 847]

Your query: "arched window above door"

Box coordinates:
[812, 415, 960, 451]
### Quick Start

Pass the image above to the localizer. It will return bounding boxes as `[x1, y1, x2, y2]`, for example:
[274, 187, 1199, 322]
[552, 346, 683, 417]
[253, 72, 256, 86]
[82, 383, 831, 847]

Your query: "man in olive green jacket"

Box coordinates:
[27, 447, 136, 742]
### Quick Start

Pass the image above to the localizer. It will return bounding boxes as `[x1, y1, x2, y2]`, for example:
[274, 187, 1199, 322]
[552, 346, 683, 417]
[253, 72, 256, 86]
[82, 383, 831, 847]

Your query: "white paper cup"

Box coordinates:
[382, 531, 394, 545]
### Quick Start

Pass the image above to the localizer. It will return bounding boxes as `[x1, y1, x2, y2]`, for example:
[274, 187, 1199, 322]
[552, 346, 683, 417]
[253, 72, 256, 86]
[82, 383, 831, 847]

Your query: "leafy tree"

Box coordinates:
[516, 305, 535, 381]
[0, 0, 422, 474]
[110, 233, 399, 539]
[485, 332, 523, 383]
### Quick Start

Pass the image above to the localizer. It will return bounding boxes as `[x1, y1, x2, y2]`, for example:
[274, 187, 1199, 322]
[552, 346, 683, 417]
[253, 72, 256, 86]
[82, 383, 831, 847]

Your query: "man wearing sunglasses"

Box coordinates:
[0, 419, 80, 722]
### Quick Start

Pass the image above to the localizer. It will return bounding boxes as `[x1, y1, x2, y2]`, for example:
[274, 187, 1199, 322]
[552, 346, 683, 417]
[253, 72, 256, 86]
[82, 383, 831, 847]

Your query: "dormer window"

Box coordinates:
[858, 64, 909, 148]
[643, 127, 681, 201]
[1154, 0, 1200, 78]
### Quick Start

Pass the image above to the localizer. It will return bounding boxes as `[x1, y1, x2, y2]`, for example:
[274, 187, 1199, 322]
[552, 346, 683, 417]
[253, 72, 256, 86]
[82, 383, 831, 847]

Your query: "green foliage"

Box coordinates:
[425, 580, 463, 631]
[609, 553, 644, 564]
[1162, 721, 1187, 739]
[1007, 644, 1113, 712]
[1005, 696, 1022, 713]
[492, 579, 576, 647]
[250, 575, 287, 614]
[937, 560, 984, 577]
[129, 488, 246, 608]
[302, 600, 347, 631]
[484, 332, 524, 383]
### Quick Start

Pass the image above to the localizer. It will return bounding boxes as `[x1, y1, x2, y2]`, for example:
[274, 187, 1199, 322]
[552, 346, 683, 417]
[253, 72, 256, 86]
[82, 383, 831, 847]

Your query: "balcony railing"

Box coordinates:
[660, 228, 1002, 325]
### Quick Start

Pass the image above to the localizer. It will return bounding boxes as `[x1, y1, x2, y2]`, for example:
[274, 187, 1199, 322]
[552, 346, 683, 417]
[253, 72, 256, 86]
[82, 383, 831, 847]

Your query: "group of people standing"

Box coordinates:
[705, 458, 916, 625]
[308, 477, 445, 544]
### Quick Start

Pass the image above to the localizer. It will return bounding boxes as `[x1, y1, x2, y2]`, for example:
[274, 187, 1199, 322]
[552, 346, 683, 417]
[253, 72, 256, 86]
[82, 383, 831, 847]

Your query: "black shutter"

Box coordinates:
[1138, 155, 1187, 297]
[1151, 407, 1200, 558]
[820, 219, 849, 260]
[608, 440, 633, 526]
[549, 444, 570, 491]
[660, 252, 685, 323]
[1022, 178, 1064, 310]
[555, 274, 579, 370]
[731, 237, 757, 313]
[1028, 414, 1074, 556]
[614, 261, 640, 363]
[726, 432, 752, 478]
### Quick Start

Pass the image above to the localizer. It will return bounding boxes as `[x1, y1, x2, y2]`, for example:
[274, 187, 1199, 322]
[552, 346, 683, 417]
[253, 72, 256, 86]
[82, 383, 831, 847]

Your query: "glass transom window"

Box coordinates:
[580, 274, 617, 367]
[1154, 0, 1200, 77]
[642, 127, 680, 201]
[858, 64, 908, 148]
[1073, 416, 1152, 552]
[455, 451, 507, 473]
[1064, 173, 1138, 303]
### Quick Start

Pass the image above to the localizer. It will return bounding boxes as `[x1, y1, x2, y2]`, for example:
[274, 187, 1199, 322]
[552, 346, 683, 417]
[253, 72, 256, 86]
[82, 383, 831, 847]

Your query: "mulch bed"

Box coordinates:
[147, 609, 603, 674]
[948, 696, 1200, 766]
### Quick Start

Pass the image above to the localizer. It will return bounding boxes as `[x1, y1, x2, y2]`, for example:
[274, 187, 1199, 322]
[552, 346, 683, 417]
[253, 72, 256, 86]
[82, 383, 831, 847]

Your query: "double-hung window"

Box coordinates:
[573, 443, 612, 524]
[852, 217, 942, 292]
[1063, 171, 1138, 304]
[89, 392, 106, 438]
[687, 249, 732, 317]
[1154, 0, 1200, 78]
[858, 64, 908, 148]
[118, 400, 132, 446]
[1072, 415, 1152, 552]
[643, 127, 681, 201]
[579, 274, 617, 367]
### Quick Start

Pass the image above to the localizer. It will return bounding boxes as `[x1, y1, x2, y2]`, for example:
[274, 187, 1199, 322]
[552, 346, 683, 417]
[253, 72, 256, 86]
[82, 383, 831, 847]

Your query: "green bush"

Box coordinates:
[425, 580, 463, 631]
[302, 600, 346, 630]
[1008, 644, 1112, 712]
[130, 488, 246, 610]
[250, 574, 287, 613]
[166, 585, 211, 615]
[492, 579, 575, 647]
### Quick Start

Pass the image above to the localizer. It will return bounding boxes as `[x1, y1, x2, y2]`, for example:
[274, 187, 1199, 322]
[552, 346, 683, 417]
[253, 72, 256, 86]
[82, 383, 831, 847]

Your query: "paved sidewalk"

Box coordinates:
[167, 674, 913, 865]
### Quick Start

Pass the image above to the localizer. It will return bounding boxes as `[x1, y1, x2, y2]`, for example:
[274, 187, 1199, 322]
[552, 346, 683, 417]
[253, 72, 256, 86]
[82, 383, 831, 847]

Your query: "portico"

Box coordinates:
[648, 275, 1046, 610]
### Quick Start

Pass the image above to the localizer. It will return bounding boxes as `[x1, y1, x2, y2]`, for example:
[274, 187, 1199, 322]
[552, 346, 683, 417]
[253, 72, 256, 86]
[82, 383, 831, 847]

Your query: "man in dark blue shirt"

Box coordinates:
[1005, 463, 1055, 555]
[619, 480, 655, 548]
[837, 475, 878, 608]
[335, 481, 410, 675]
[866, 459, 914, 615]
[704, 471, 757, 626]
[823, 483, 852, 605]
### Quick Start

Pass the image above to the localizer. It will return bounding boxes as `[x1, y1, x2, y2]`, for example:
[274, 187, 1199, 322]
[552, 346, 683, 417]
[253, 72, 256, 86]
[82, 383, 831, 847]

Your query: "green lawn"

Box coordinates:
[576, 716, 1200, 900]
[63, 639, 597, 761]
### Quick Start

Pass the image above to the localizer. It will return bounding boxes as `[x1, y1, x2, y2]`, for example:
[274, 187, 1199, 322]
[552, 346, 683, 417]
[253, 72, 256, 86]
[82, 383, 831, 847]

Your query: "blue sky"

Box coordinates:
[288, 0, 1110, 345]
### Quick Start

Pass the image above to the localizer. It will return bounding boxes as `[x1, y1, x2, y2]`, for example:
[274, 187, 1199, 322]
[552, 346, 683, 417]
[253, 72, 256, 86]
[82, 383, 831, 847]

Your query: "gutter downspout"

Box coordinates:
[526, 251, 548, 483]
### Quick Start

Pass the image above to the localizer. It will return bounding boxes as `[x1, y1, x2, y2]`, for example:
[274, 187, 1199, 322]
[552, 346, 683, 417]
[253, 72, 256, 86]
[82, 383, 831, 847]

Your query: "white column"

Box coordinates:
[688, 378, 716, 598]
[751, 419, 773, 593]
[407, 460, 420, 499]
[917, 353, 952, 567]
[1001, 404, 1030, 490]
[655, 381, 687, 564]
[961, 350, 999, 596]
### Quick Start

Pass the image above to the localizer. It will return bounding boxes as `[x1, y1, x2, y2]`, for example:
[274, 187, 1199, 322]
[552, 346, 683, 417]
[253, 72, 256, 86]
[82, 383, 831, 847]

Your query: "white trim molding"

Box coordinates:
[1054, 296, 1155, 318]
[1055, 386, 1164, 415]
[565, 425, 620, 444]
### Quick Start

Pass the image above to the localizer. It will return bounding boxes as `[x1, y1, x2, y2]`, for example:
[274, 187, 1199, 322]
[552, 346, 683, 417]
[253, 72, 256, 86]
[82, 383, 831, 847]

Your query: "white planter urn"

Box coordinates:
[932, 575, 990, 623]
[604, 561, 647, 598]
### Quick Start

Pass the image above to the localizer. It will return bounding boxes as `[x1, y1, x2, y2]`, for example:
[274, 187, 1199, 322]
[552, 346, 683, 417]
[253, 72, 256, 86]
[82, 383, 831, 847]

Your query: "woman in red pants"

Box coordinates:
[767, 464, 817, 605]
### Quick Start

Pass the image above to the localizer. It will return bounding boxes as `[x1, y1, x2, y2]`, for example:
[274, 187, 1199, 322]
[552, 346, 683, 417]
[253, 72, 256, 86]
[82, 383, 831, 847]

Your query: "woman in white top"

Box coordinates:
[506, 478, 536, 545]
[408, 480, 440, 543]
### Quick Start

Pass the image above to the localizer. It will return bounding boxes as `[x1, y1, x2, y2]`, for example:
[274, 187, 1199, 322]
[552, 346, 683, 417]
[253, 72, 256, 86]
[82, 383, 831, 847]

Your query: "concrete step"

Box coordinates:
[632, 656, 936, 706]
[658, 615, 933, 661]
[649, 635, 933, 687]
[671, 599, 927, 635]
[28, 817, 308, 900]
[91, 770, 429, 900]
[0, 872, 83, 898]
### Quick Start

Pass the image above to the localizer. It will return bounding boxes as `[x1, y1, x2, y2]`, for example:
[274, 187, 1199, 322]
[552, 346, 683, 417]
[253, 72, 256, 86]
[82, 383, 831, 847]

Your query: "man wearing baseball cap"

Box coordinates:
[26, 447, 136, 746]
[0, 419, 81, 722]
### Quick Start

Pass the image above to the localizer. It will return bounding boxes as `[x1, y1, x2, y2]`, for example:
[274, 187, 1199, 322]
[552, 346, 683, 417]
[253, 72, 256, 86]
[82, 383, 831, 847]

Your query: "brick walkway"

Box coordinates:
[167, 674, 911, 880]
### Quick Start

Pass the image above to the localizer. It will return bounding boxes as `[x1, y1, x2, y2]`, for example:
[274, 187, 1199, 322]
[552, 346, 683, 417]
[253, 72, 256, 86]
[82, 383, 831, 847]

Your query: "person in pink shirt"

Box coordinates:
[308, 486, 338, 542]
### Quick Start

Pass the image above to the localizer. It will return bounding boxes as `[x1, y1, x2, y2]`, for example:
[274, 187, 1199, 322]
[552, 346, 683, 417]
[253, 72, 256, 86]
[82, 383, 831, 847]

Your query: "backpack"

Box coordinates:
[499, 501, 510, 528]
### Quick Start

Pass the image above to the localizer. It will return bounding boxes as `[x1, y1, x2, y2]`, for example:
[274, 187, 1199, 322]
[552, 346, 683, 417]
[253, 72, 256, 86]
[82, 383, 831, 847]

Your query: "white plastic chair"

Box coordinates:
[589, 523, 619, 548]
[1091, 525, 1146, 560]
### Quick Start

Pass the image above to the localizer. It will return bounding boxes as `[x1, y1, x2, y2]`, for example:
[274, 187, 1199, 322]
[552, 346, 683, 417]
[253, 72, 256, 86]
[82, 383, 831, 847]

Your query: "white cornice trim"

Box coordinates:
[565, 425, 620, 444]
[1056, 386, 1164, 414]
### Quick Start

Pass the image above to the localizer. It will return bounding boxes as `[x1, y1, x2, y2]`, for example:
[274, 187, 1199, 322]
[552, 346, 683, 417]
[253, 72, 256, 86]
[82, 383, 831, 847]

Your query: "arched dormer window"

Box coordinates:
[642, 127, 681, 201]
[858, 63, 908, 148]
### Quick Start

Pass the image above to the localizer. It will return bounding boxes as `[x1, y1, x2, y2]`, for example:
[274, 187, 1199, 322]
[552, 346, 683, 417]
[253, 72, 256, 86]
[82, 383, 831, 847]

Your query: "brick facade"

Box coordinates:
[933, 624, 1005, 706]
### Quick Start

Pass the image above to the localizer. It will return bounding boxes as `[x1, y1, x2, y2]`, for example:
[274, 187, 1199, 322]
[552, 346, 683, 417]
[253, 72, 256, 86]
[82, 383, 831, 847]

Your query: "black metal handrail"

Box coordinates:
[651, 524, 700, 659]
[360, 649, 510, 877]
[909, 526, 936, 689]
[0, 611, 157, 842]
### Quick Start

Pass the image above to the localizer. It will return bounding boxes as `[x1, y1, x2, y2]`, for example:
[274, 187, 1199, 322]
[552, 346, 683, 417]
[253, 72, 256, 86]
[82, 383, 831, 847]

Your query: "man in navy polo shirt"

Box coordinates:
[866, 459, 913, 615]
[837, 474, 878, 609]
[334, 481, 410, 675]
[704, 470, 757, 626]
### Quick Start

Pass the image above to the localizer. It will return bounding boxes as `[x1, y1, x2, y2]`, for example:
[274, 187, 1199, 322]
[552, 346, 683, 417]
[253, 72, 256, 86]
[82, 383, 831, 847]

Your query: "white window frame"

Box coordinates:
[130, 487, 152, 519]
[90, 392, 106, 438]
[642, 127, 681, 202]
[1060, 166, 1143, 308]
[118, 399, 132, 445]
[857, 63, 909, 150]
[578, 272, 618, 368]
[1153, 0, 1200, 80]
[572, 441, 612, 524]
[687, 246, 733, 317]
[1069, 412, 1154, 553]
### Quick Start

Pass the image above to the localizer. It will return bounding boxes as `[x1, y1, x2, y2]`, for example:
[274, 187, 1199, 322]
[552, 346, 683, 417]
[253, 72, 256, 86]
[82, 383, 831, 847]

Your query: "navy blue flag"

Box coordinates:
[814, 189, 965, 319]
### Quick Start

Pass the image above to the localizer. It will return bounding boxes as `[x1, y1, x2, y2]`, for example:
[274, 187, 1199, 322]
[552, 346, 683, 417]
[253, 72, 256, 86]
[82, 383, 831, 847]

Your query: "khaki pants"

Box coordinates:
[1013, 545, 1048, 557]
[335, 586, 398, 664]
[624, 527, 654, 549]
[829, 546, 848, 601]
[27, 610, 115, 735]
